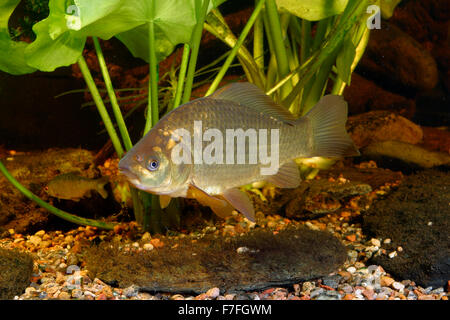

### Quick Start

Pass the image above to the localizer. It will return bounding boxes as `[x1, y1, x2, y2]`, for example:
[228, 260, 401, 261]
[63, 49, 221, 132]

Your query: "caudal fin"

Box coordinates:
[304, 95, 359, 157]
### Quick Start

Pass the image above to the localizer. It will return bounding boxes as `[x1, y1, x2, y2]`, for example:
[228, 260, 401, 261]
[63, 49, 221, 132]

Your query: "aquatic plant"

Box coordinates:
[0, 0, 401, 232]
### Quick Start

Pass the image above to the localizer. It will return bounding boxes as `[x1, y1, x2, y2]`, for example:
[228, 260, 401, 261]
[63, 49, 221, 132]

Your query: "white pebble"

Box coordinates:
[392, 282, 404, 291]
[143, 243, 154, 250]
[383, 238, 391, 244]
[236, 247, 250, 254]
[206, 287, 220, 299]
[370, 238, 381, 247]
[388, 251, 397, 258]
[346, 266, 357, 273]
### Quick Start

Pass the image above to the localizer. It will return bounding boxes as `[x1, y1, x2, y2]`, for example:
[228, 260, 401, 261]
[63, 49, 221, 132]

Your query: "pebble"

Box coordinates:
[206, 287, 220, 299]
[35, 230, 46, 237]
[322, 274, 341, 289]
[380, 276, 395, 287]
[346, 266, 357, 273]
[310, 288, 325, 299]
[123, 285, 139, 297]
[388, 251, 397, 258]
[392, 282, 405, 291]
[29, 235, 42, 246]
[58, 291, 71, 300]
[143, 243, 154, 250]
[370, 238, 381, 247]
[302, 281, 315, 293]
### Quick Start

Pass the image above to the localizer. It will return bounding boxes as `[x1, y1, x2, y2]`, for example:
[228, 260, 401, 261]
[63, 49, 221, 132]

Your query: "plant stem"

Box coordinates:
[92, 37, 133, 151]
[206, 0, 265, 95]
[170, 44, 190, 111]
[182, 0, 210, 104]
[300, 19, 311, 65]
[0, 161, 117, 230]
[205, 10, 265, 89]
[77, 56, 124, 158]
[144, 1, 160, 135]
[283, 0, 370, 112]
[253, 0, 264, 74]
[265, 0, 291, 99]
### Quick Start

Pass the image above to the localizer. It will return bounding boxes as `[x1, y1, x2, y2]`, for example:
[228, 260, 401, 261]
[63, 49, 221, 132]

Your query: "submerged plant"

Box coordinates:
[0, 0, 399, 232]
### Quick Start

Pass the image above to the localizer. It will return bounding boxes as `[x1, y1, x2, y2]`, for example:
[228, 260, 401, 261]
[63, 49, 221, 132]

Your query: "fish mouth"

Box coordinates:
[118, 164, 140, 181]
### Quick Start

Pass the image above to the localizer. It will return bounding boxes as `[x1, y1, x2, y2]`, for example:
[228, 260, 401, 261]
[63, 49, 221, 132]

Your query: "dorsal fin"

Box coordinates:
[210, 82, 296, 124]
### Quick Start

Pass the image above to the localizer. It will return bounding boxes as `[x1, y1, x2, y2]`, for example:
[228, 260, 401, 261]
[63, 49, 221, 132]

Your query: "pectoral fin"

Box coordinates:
[222, 188, 255, 222]
[159, 195, 172, 209]
[187, 184, 234, 219]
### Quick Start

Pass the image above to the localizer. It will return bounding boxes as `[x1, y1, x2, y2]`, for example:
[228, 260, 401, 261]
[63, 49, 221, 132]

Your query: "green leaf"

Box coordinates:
[380, 0, 402, 19]
[0, 0, 36, 74]
[112, 0, 226, 63]
[24, 0, 87, 72]
[276, 0, 349, 21]
[336, 34, 356, 84]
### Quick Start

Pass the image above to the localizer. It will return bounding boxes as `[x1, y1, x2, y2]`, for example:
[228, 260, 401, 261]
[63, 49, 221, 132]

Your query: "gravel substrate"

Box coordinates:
[1, 209, 448, 300]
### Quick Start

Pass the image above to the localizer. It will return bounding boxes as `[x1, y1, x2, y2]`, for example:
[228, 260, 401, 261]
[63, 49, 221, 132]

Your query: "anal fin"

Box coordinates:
[222, 188, 255, 222]
[265, 161, 301, 188]
[187, 184, 234, 219]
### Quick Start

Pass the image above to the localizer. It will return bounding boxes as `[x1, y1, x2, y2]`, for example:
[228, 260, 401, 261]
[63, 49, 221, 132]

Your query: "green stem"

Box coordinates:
[144, 2, 160, 135]
[312, 18, 331, 52]
[0, 161, 117, 230]
[77, 56, 124, 158]
[265, 0, 291, 99]
[182, 0, 210, 104]
[300, 19, 311, 65]
[206, 0, 265, 95]
[253, 1, 264, 74]
[92, 37, 133, 151]
[170, 44, 190, 111]
[205, 10, 265, 89]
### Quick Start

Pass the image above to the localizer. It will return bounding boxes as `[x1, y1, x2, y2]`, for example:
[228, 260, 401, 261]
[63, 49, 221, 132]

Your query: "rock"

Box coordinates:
[380, 276, 395, 287]
[28, 235, 42, 246]
[34, 230, 46, 237]
[359, 21, 438, 90]
[363, 169, 450, 288]
[347, 111, 423, 149]
[0, 248, 34, 299]
[123, 285, 139, 297]
[344, 73, 416, 118]
[277, 178, 371, 220]
[322, 274, 342, 289]
[58, 291, 71, 300]
[362, 141, 450, 171]
[85, 227, 347, 294]
[206, 287, 220, 299]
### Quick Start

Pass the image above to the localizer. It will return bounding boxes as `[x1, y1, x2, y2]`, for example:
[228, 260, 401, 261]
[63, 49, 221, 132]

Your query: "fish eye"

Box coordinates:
[147, 159, 159, 171]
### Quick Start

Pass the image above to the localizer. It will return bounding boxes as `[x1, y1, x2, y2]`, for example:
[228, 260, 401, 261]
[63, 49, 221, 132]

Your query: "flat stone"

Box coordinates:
[84, 227, 347, 294]
[363, 169, 450, 288]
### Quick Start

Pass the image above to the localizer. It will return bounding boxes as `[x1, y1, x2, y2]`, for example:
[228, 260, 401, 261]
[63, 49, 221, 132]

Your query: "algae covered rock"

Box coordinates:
[0, 248, 34, 299]
[84, 227, 347, 294]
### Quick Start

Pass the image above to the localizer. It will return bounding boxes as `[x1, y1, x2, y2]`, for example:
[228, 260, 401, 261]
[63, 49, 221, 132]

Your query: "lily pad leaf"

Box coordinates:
[24, 0, 87, 72]
[0, 0, 36, 75]
[276, 0, 349, 21]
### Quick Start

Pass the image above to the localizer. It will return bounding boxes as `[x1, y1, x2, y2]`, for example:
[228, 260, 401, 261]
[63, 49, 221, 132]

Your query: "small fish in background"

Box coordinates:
[119, 82, 359, 222]
[46, 172, 109, 201]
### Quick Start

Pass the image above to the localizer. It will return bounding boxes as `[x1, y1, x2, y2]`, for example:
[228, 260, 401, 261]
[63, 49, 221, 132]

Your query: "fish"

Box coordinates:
[118, 82, 359, 222]
[46, 172, 109, 201]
